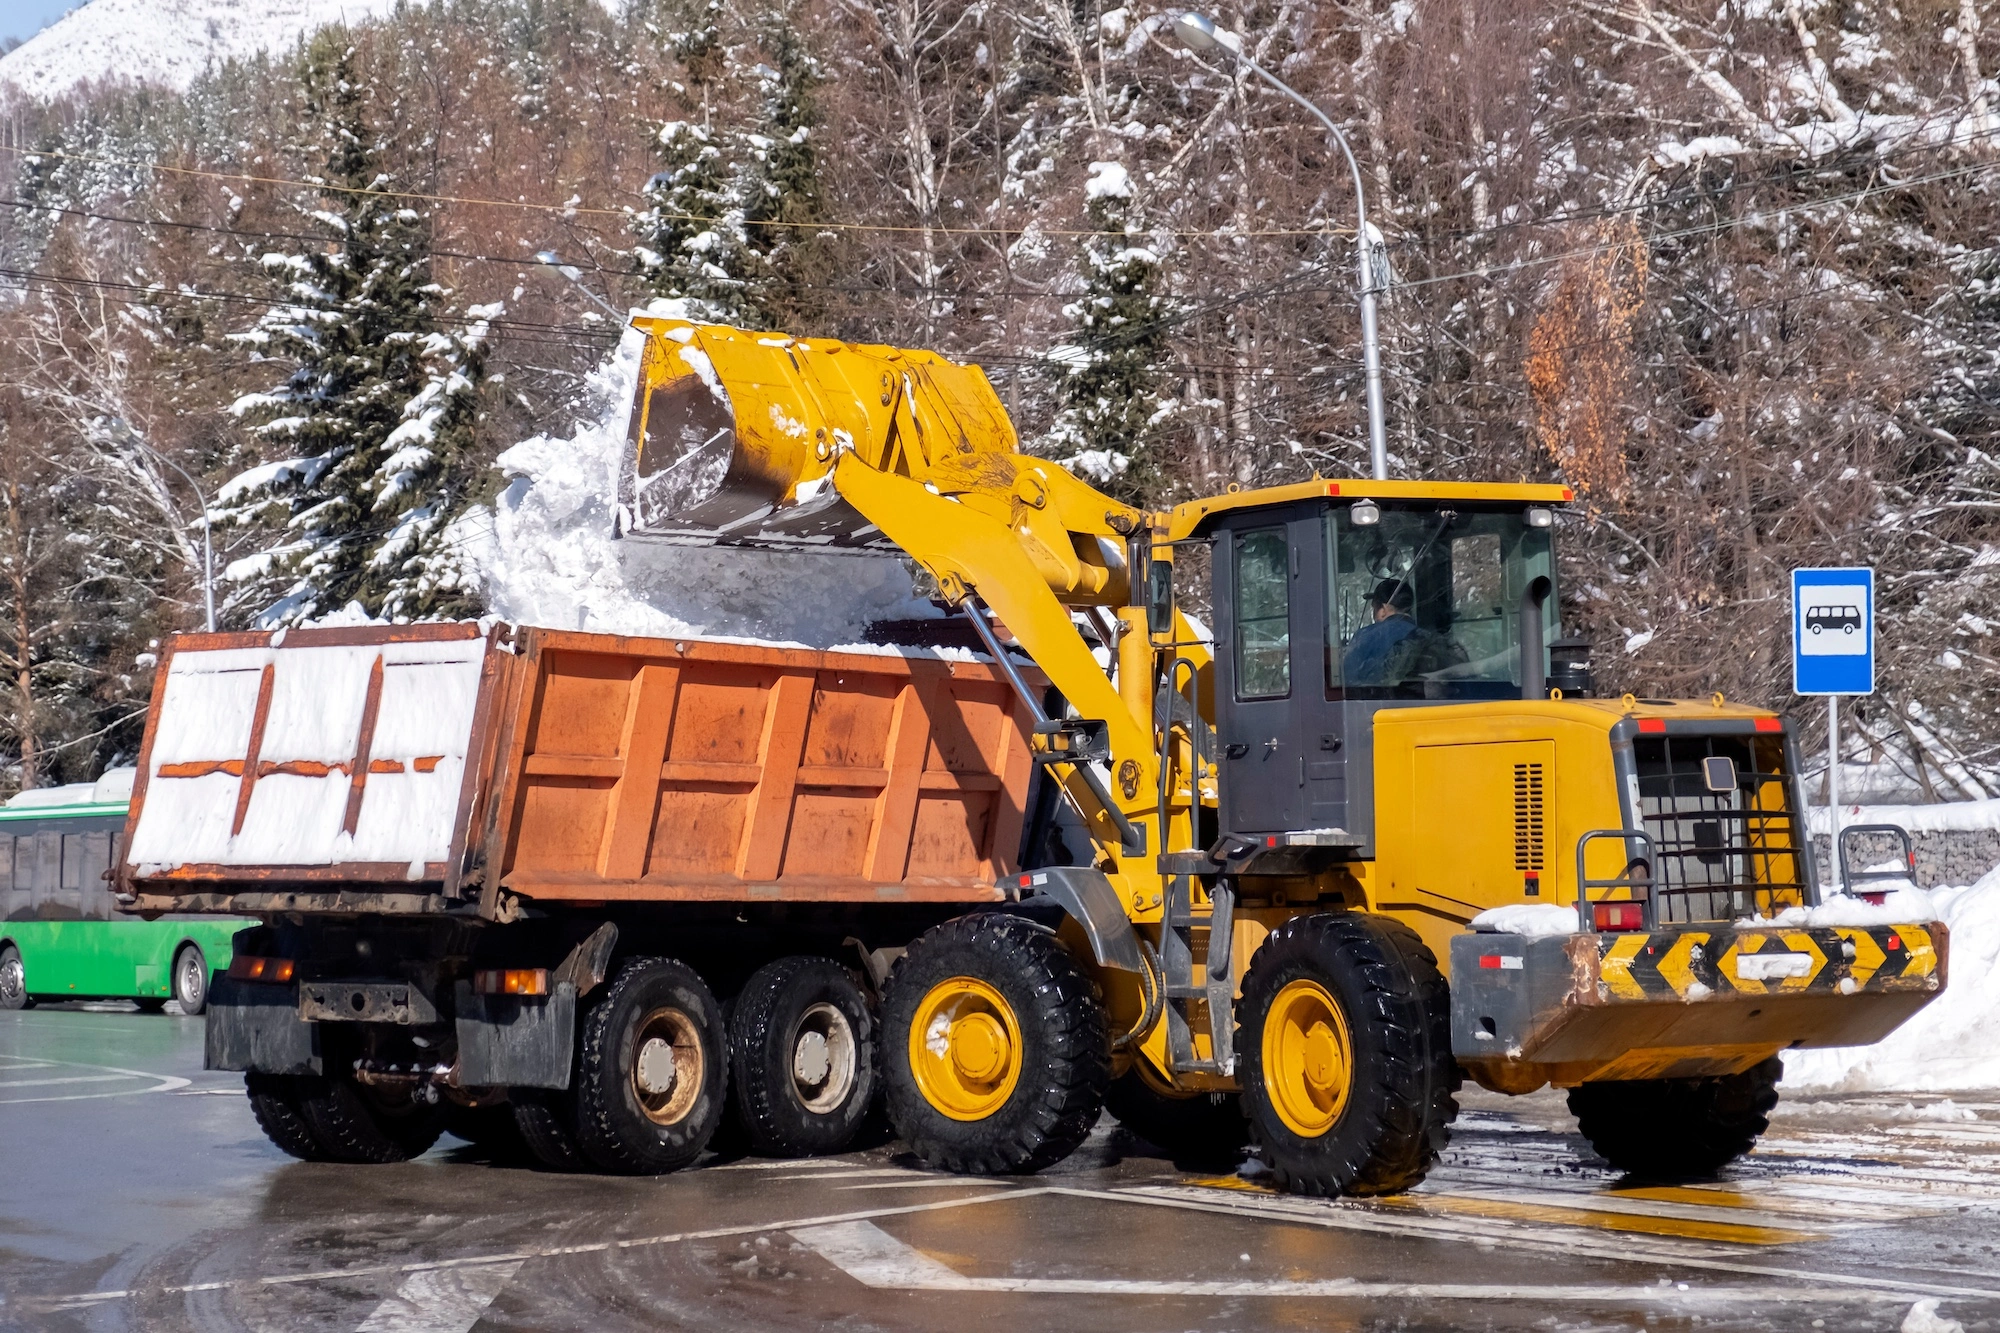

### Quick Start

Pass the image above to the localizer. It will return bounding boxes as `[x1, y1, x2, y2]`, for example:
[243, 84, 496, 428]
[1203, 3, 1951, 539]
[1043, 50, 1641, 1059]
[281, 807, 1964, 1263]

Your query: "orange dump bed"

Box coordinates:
[120, 623, 1036, 916]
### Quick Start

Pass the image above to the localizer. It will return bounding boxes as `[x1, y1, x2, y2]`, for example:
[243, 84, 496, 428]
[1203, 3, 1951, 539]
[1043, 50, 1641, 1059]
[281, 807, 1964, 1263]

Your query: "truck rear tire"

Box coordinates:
[512, 1090, 594, 1171]
[1238, 912, 1458, 1197]
[1568, 1056, 1783, 1179]
[246, 1073, 329, 1161]
[882, 913, 1109, 1175]
[1104, 1066, 1245, 1165]
[568, 956, 728, 1175]
[300, 1074, 446, 1163]
[729, 956, 877, 1157]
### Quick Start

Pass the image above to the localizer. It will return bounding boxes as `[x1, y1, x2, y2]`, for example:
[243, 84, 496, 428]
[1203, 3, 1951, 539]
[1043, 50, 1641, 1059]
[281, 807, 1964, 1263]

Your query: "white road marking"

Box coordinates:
[37, 1187, 1036, 1314]
[355, 1260, 524, 1333]
[0, 1074, 136, 1089]
[0, 1055, 188, 1104]
[789, 1219, 1924, 1305]
[1067, 1187, 2000, 1301]
[838, 1179, 1025, 1191]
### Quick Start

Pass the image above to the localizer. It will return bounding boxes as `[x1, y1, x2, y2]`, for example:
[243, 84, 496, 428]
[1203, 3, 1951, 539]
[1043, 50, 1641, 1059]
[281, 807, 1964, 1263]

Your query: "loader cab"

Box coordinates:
[1194, 487, 1563, 849]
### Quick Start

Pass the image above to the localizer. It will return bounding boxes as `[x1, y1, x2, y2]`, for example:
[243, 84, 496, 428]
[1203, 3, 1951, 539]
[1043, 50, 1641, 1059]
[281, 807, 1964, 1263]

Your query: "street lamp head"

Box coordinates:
[1172, 12, 1218, 50]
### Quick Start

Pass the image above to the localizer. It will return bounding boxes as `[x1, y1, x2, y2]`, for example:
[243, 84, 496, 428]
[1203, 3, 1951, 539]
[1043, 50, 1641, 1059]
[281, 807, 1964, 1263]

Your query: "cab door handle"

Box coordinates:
[1224, 743, 1249, 759]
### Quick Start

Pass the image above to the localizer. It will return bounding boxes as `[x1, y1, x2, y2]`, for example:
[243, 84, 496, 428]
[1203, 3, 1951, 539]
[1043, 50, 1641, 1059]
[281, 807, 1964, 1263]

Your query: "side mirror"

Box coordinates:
[1146, 558, 1174, 637]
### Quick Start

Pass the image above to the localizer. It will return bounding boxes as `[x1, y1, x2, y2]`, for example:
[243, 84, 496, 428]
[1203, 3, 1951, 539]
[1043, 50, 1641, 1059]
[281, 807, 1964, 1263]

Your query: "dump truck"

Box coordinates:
[117, 318, 1947, 1192]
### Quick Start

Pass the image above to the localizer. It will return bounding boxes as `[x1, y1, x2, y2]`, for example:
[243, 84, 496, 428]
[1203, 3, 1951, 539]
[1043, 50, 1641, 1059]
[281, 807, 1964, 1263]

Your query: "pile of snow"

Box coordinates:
[1469, 903, 1579, 937]
[1739, 877, 1939, 929]
[485, 318, 937, 648]
[1785, 865, 2000, 1093]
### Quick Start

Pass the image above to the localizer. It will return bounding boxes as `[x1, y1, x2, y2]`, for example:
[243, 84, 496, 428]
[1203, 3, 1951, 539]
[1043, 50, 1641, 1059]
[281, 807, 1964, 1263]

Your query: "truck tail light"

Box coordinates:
[227, 955, 295, 983]
[475, 968, 548, 996]
[1592, 902, 1647, 932]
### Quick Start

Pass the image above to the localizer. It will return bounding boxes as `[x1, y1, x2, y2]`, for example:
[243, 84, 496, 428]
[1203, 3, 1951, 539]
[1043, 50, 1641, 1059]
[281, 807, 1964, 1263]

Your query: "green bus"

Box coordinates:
[0, 774, 249, 1013]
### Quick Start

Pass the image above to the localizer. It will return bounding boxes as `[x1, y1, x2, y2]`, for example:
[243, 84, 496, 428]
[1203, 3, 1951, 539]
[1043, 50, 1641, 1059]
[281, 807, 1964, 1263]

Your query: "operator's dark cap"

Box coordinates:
[1370, 579, 1413, 611]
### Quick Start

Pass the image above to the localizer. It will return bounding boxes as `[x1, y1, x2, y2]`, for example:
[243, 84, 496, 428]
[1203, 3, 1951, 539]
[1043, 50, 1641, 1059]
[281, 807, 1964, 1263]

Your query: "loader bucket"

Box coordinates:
[619, 317, 1021, 546]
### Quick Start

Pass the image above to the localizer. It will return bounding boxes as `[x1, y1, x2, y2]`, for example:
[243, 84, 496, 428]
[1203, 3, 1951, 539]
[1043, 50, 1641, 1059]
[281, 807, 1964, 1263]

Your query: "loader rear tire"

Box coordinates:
[883, 913, 1109, 1175]
[1105, 1067, 1245, 1166]
[568, 956, 728, 1175]
[1568, 1056, 1783, 1179]
[1238, 912, 1458, 1197]
[728, 956, 877, 1157]
[245, 1073, 329, 1161]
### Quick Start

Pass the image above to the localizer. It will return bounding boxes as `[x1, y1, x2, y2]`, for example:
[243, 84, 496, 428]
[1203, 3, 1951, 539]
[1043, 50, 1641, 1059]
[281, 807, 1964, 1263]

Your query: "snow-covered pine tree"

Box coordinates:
[1045, 160, 1173, 503]
[633, 118, 760, 323]
[741, 18, 832, 330]
[221, 33, 494, 625]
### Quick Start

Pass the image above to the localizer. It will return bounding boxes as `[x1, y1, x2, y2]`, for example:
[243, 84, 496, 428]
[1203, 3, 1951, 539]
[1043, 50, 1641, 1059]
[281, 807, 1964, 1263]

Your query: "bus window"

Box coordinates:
[61, 833, 83, 892]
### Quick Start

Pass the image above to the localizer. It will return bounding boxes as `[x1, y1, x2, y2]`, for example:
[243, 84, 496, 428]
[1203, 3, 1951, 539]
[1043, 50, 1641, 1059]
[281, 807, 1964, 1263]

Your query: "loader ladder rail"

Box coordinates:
[1157, 654, 1233, 1077]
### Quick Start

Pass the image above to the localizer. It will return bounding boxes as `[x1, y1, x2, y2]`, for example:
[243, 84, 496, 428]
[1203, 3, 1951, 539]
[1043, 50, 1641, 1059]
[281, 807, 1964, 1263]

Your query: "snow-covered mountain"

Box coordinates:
[0, 0, 400, 102]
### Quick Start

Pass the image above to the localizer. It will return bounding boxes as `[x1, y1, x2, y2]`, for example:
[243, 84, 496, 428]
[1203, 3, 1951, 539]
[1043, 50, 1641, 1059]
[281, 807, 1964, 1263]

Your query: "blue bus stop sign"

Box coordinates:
[1792, 567, 1874, 695]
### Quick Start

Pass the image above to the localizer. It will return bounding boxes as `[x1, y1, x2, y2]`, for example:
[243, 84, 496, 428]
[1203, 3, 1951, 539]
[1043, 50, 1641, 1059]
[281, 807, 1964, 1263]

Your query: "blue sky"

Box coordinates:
[3, 0, 82, 46]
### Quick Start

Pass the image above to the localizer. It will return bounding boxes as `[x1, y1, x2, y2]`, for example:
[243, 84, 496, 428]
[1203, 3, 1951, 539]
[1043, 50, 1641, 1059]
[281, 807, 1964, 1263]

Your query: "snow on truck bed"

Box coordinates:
[128, 634, 485, 873]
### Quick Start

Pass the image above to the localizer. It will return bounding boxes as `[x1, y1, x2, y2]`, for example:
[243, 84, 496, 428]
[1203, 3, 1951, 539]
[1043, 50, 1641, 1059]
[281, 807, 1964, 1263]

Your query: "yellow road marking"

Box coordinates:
[1184, 1177, 1823, 1245]
[1378, 1192, 1823, 1246]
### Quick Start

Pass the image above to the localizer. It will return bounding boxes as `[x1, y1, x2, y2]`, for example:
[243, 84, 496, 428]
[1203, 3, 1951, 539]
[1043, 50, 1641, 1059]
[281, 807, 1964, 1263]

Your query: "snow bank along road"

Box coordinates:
[6, 1008, 2000, 1333]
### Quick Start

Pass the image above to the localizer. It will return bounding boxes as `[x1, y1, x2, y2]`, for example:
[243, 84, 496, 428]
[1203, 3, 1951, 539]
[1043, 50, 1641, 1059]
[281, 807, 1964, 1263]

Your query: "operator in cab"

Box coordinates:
[1341, 579, 1418, 685]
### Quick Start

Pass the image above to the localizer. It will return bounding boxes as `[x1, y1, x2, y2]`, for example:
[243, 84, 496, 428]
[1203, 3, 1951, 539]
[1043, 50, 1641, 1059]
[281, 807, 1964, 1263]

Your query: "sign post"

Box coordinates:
[1791, 567, 1875, 884]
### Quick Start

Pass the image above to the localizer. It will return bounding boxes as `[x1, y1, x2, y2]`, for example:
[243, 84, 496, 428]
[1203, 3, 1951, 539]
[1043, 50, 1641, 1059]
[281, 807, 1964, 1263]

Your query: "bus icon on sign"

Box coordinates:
[1805, 605, 1862, 636]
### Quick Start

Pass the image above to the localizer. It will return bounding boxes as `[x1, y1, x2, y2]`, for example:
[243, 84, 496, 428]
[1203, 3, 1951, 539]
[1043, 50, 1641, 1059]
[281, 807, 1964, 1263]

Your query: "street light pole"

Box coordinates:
[1172, 12, 1390, 481]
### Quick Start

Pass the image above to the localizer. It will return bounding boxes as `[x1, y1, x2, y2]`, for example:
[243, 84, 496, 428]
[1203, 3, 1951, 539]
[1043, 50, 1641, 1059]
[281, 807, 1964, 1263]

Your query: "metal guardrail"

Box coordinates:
[1837, 822, 1917, 903]
[1574, 828, 1657, 932]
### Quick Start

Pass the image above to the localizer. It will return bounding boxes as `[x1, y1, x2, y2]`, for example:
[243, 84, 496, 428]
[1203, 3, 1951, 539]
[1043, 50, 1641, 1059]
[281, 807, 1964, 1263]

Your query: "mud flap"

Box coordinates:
[454, 980, 576, 1089]
[205, 974, 321, 1075]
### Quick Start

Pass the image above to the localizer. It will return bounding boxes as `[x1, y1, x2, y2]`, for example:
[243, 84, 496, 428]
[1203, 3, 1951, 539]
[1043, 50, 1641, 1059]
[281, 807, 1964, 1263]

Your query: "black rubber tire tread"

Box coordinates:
[512, 1090, 594, 1171]
[569, 956, 728, 1175]
[1237, 912, 1459, 1197]
[882, 913, 1109, 1176]
[1568, 1055, 1783, 1179]
[298, 1074, 446, 1164]
[729, 955, 878, 1157]
[173, 945, 208, 1015]
[444, 1103, 532, 1159]
[245, 1073, 329, 1161]
[1104, 1068, 1245, 1165]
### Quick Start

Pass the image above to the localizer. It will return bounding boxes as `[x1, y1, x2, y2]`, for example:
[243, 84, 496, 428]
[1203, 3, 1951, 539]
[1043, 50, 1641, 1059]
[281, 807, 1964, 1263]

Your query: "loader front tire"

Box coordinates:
[883, 913, 1109, 1175]
[1568, 1056, 1782, 1179]
[1238, 912, 1458, 1197]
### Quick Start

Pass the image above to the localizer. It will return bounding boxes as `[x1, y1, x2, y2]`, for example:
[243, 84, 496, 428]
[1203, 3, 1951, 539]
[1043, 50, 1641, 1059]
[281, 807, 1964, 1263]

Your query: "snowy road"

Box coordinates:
[5, 1007, 2000, 1332]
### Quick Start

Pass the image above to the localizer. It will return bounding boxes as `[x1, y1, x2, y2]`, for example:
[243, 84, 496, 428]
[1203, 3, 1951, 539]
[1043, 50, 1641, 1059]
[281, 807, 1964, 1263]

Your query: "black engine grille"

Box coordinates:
[1632, 733, 1810, 923]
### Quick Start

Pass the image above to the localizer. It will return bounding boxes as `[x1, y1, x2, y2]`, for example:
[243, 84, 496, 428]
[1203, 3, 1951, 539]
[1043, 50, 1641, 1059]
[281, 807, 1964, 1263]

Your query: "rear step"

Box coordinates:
[1161, 874, 1235, 1076]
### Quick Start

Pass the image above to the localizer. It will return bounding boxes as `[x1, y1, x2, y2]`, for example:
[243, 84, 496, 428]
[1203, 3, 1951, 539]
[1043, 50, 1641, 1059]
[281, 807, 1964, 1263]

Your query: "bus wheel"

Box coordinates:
[729, 956, 877, 1157]
[1238, 913, 1458, 1197]
[882, 914, 1109, 1175]
[246, 1073, 329, 1161]
[173, 945, 209, 1015]
[0, 946, 31, 1010]
[569, 957, 728, 1174]
[300, 1074, 446, 1163]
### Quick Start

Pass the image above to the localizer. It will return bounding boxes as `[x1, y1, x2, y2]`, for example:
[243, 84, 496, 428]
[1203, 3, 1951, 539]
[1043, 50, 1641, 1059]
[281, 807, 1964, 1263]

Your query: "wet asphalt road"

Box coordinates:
[5, 1007, 2000, 1332]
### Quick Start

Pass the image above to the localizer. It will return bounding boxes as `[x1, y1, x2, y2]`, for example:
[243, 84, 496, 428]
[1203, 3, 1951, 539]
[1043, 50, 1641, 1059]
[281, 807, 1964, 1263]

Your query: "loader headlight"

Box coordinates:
[1525, 506, 1554, 528]
[1350, 500, 1380, 526]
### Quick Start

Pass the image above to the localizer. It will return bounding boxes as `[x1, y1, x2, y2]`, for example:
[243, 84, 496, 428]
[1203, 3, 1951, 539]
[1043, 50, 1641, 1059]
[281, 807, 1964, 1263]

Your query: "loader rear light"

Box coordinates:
[1637, 718, 1667, 734]
[1593, 902, 1647, 933]
[1754, 717, 1782, 733]
[227, 955, 295, 984]
[474, 968, 548, 996]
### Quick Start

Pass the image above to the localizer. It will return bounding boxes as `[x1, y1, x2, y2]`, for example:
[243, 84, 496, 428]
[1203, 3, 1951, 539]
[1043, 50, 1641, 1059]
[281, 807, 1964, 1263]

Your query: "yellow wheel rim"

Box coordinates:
[908, 976, 1023, 1121]
[1262, 979, 1353, 1138]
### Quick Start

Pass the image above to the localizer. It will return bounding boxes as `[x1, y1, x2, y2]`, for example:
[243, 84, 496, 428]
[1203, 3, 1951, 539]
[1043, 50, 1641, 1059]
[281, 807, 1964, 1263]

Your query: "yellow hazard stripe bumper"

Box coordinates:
[1593, 923, 1941, 1002]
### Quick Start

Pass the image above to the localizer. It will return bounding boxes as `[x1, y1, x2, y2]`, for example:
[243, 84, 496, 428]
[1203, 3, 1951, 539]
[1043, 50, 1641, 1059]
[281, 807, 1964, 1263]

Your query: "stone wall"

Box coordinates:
[1811, 829, 2000, 890]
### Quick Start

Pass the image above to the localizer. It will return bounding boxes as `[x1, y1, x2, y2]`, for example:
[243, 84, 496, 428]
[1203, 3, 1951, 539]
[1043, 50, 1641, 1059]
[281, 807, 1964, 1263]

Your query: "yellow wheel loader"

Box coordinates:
[612, 317, 1945, 1193]
[123, 316, 1945, 1189]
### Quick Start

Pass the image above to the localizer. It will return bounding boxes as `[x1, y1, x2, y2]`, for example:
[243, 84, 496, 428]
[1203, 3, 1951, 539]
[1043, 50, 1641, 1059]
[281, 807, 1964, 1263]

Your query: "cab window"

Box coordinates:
[1233, 528, 1291, 699]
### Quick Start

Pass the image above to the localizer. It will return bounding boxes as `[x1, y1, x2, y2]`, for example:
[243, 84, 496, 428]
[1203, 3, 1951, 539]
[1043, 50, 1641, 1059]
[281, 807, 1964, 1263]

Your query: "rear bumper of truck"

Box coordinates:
[1449, 921, 1946, 1093]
